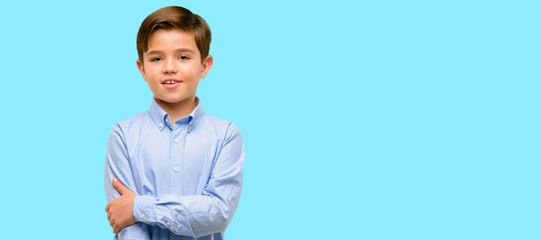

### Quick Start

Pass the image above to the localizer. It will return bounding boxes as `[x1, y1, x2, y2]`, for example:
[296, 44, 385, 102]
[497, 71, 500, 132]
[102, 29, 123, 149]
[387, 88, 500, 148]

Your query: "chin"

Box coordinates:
[157, 96, 189, 104]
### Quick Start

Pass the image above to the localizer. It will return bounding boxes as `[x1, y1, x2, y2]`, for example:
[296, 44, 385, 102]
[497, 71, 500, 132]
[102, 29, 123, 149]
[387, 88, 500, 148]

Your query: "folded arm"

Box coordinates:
[105, 124, 150, 239]
[106, 123, 244, 238]
[133, 123, 244, 238]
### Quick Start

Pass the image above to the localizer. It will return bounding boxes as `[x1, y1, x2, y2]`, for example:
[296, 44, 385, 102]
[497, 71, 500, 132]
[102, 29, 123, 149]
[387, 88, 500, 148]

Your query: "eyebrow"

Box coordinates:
[146, 48, 195, 56]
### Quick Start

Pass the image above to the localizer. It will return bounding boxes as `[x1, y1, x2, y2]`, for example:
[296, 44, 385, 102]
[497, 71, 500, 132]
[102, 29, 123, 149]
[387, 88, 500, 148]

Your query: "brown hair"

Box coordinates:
[136, 6, 211, 64]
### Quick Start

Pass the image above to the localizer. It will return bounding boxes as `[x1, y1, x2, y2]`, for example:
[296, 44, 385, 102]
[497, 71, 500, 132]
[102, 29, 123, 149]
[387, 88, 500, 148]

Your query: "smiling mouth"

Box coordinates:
[162, 79, 182, 84]
[162, 79, 182, 88]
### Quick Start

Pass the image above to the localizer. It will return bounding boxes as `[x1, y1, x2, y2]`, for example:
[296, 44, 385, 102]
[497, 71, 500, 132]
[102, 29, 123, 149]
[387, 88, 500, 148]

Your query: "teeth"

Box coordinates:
[165, 80, 175, 84]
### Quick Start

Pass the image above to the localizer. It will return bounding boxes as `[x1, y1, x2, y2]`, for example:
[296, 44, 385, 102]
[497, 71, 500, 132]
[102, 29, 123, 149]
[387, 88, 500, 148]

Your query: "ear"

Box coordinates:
[200, 55, 213, 79]
[136, 59, 147, 81]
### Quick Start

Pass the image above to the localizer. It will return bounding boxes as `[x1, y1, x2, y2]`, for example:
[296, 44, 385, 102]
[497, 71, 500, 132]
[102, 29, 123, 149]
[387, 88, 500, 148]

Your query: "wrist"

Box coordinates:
[133, 195, 156, 223]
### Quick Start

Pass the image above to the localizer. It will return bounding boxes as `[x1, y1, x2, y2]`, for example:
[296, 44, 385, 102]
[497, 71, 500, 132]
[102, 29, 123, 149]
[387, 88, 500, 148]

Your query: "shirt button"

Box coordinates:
[174, 167, 179, 172]
[167, 222, 171, 226]
[174, 138, 179, 143]
[188, 125, 193, 130]
[159, 123, 163, 128]
[140, 214, 146, 219]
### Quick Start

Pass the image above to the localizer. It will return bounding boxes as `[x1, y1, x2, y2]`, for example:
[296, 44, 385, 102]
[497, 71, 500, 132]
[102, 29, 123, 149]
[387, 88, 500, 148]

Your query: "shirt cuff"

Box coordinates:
[134, 195, 156, 224]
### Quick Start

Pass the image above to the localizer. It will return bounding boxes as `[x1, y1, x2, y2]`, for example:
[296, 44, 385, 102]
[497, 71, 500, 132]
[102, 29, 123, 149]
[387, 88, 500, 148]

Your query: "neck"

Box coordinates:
[155, 97, 197, 125]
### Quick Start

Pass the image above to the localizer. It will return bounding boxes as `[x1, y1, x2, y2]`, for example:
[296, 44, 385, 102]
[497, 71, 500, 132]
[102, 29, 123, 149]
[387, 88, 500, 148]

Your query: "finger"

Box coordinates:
[112, 178, 129, 195]
[105, 203, 110, 213]
[107, 211, 112, 221]
[110, 219, 114, 228]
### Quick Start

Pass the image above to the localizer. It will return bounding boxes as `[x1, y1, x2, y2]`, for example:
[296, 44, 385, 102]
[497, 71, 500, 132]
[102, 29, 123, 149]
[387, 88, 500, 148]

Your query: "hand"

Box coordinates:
[105, 179, 137, 234]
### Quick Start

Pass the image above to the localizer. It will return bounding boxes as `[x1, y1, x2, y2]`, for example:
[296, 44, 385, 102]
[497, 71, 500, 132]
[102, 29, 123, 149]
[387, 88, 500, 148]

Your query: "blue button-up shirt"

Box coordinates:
[105, 98, 244, 240]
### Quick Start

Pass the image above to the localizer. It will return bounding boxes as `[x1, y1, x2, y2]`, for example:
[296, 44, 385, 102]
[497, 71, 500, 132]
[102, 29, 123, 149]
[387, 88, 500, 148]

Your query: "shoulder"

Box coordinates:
[111, 110, 152, 136]
[199, 112, 242, 140]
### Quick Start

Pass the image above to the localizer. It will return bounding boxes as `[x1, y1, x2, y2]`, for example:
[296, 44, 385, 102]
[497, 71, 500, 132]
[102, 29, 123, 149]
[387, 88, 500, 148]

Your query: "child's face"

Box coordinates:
[137, 29, 212, 107]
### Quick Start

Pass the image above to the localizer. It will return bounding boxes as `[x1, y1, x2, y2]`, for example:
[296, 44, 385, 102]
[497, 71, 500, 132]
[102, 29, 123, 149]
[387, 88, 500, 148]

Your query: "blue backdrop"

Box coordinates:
[0, 0, 539, 239]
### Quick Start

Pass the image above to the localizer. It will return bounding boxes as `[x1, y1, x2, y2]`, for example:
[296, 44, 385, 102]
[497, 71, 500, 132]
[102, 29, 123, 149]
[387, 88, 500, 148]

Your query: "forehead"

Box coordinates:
[146, 29, 198, 54]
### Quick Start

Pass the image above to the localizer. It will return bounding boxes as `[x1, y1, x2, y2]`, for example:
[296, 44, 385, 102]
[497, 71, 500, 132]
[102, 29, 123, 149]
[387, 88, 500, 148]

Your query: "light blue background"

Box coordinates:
[0, 0, 539, 239]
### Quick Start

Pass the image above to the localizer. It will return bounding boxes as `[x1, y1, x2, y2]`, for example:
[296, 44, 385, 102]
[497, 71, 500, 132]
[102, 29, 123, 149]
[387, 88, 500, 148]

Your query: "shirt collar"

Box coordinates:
[149, 97, 203, 132]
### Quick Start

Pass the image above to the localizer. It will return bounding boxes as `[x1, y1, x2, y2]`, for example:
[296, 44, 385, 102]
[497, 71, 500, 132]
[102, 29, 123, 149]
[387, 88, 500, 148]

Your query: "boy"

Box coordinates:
[104, 6, 244, 240]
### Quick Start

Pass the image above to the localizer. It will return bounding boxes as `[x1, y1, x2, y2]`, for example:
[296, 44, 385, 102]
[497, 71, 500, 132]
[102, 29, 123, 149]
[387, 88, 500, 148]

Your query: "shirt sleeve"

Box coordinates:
[105, 124, 151, 240]
[132, 122, 245, 238]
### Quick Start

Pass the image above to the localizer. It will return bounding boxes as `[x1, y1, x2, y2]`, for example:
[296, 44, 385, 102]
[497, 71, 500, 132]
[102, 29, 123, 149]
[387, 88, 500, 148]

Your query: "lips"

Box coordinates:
[162, 79, 182, 89]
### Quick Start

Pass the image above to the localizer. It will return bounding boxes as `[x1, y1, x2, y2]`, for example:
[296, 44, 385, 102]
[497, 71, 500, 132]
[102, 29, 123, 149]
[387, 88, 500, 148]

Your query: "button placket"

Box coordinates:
[169, 130, 184, 194]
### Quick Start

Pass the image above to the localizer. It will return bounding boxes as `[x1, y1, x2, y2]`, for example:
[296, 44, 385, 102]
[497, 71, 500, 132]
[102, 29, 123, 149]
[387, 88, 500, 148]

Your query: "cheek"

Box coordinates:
[145, 68, 161, 80]
[181, 64, 200, 78]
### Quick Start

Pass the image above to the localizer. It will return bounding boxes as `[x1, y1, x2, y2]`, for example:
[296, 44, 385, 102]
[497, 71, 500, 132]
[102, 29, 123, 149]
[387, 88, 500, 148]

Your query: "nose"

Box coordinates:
[163, 58, 178, 74]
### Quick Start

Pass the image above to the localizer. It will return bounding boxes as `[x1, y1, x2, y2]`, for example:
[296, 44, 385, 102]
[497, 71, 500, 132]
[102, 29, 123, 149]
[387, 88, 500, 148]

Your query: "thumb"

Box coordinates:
[112, 178, 129, 195]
